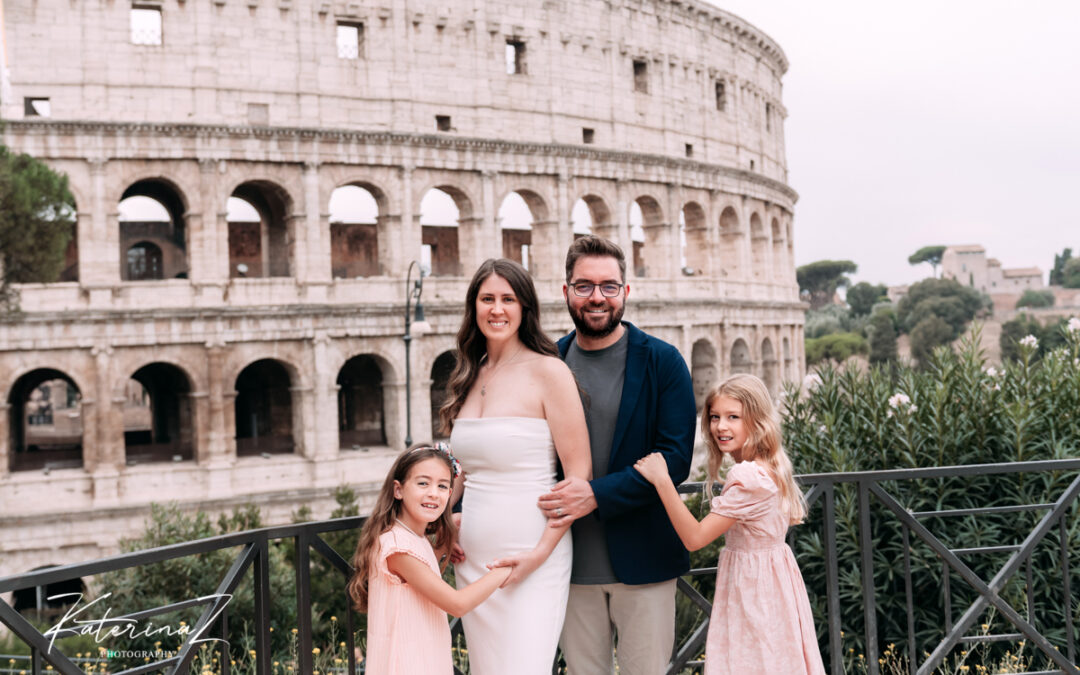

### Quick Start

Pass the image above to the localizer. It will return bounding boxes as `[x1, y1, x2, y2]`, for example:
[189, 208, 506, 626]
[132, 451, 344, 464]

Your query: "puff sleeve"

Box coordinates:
[375, 529, 435, 585]
[709, 462, 777, 522]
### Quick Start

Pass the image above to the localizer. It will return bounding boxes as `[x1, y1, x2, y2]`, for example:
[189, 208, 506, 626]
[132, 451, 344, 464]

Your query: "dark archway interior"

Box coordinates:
[235, 359, 294, 456]
[8, 369, 83, 472]
[125, 362, 194, 464]
[338, 355, 386, 448]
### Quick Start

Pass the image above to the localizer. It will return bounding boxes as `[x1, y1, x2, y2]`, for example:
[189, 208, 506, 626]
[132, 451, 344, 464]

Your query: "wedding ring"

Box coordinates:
[555, 507, 563, 517]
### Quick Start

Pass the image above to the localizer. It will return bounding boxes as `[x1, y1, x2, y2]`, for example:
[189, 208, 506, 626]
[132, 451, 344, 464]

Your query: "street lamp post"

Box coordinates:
[403, 261, 431, 448]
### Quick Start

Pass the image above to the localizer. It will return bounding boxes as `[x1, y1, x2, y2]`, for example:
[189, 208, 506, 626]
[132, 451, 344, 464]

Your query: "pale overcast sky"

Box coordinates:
[708, 0, 1080, 287]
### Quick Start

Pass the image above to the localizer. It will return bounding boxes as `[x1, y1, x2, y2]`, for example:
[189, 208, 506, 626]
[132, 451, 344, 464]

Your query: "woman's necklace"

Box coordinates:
[480, 344, 524, 397]
[395, 518, 422, 538]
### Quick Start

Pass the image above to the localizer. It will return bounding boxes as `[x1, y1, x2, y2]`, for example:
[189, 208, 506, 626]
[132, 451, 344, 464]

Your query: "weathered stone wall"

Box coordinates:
[0, 0, 805, 580]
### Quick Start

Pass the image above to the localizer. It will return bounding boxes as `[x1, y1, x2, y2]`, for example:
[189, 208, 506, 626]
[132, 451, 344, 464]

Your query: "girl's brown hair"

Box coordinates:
[701, 374, 807, 524]
[347, 445, 458, 612]
[438, 258, 557, 433]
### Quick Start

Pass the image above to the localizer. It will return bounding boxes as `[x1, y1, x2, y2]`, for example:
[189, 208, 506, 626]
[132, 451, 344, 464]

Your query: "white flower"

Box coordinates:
[886, 410, 894, 419]
[992, 383, 1001, 391]
[817, 424, 827, 433]
[1019, 334, 1039, 349]
[888, 393, 911, 409]
[1068, 317, 1080, 334]
[984, 366, 998, 378]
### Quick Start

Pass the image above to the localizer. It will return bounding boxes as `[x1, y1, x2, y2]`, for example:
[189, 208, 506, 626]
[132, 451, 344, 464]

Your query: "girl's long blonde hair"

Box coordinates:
[347, 445, 458, 612]
[701, 374, 806, 524]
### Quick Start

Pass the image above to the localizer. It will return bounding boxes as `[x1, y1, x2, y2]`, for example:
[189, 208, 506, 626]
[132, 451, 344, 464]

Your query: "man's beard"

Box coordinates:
[567, 299, 625, 338]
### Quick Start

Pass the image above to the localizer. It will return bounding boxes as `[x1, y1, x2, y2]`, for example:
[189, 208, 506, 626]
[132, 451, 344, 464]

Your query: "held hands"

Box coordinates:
[449, 512, 466, 564]
[487, 550, 543, 588]
[537, 476, 597, 528]
[633, 452, 671, 486]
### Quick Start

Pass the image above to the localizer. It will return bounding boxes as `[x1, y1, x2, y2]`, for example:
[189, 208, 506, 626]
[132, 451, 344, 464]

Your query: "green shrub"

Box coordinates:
[1001, 314, 1074, 362]
[779, 324, 1080, 670]
[896, 278, 986, 336]
[867, 308, 898, 365]
[805, 332, 868, 365]
[1016, 289, 1055, 309]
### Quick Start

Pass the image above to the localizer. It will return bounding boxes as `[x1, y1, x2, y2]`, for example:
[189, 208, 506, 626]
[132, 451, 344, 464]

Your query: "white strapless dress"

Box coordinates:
[451, 416, 572, 675]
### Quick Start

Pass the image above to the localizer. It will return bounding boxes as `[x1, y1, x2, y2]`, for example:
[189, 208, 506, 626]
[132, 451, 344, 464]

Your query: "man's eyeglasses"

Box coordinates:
[571, 282, 624, 298]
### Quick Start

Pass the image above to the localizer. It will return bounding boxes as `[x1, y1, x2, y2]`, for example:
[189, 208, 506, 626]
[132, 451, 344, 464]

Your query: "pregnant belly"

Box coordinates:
[459, 482, 549, 560]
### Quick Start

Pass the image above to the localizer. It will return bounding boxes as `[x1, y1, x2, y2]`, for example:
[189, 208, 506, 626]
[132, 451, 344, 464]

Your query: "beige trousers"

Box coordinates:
[559, 579, 677, 675]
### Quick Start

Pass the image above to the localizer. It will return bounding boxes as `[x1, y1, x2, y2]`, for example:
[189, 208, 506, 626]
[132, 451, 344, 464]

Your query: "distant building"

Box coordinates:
[941, 245, 1043, 295]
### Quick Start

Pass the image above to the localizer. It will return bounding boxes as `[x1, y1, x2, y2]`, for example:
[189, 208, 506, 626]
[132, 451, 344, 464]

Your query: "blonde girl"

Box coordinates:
[634, 374, 824, 675]
[348, 444, 510, 674]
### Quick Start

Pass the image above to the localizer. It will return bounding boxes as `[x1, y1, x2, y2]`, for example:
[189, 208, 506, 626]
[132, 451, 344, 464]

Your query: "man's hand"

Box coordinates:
[538, 476, 597, 528]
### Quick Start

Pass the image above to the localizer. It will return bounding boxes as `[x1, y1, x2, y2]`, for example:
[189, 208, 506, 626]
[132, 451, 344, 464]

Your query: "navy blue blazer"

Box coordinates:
[558, 321, 696, 585]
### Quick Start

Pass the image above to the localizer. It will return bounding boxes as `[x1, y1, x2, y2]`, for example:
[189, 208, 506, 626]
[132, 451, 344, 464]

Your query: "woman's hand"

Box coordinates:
[634, 452, 670, 485]
[488, 549, 544, 587]
[449, 512, 466, 564]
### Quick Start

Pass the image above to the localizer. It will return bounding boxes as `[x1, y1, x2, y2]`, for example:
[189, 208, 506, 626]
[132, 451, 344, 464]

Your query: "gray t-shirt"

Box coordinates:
[564, 330, 629, 584]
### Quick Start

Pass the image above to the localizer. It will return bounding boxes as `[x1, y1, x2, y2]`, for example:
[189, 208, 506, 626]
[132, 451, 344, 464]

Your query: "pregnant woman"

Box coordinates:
[439, 258, 591, 675]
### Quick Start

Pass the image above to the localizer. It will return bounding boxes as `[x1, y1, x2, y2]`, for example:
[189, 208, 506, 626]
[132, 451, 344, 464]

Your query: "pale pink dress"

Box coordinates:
[706, 461, 825, 675]
[365, 523, 453, 674]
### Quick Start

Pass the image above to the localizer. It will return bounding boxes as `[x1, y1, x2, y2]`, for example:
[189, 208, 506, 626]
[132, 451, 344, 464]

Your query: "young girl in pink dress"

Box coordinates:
[635, 374, 825, 675]
[348, 444, 511, 674]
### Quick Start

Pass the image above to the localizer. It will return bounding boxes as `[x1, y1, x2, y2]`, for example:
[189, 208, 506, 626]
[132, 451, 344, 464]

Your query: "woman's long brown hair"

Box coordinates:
[438, 258, 557, 433]
[346, 445, 458, 612]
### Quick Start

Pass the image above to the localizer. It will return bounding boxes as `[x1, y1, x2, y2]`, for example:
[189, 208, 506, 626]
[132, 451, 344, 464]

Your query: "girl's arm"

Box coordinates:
[386, 553, 512, 618]
[634, 453, 735, 552]
[492, 358, 592, 585]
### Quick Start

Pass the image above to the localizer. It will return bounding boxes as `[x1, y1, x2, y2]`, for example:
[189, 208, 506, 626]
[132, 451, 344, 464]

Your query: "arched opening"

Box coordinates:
[337, 355, 387, 448]
[718, 206, 742, 280]
[730, 338, 752, 375]
[228, 181, 293, 278]
[575, 194, 614, 241]
[762, 337, 778, 395]
[691, 339, 718, 411]
[682, 202, 707, 275]
[118, 181, 189, 280]
[499, 192, 533, 270]
[329, 184, 380, 278]
[771, 217, 785, 283]
[125, 241, 163, 281]
[8, 369, 83, 472]
[12, 566, 86, 619]
[419, 188, 464, 276]
[235, 359, 295, 456]
[124, 363, 194, 464]
[571, 198, 592, 241]
[630, 196, 664, 278]
[430, 351, 456, 440]
[750, 212, 767, 281]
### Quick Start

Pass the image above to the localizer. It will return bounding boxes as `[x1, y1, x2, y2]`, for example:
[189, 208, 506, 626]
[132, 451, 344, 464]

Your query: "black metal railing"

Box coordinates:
[1, 459, 1078, 675]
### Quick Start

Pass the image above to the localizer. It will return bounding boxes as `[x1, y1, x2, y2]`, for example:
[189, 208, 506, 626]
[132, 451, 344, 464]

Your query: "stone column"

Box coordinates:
[303, 162, 331, 287]
[90, 344, 122, 505]
[195, 159, 227, 304]
[615, 179, 635, 281]
[287, 211, 308, 282]
[310, 332, 338, 460]
[667, 182, 683, 278]
[383, 381, 406, 451]
[457, 217, 487, 274]
[393, 165, 416, 275]
[82, 159, 115, 294]
[290, 384, 314, 459]
[552, 172, 571, 281]
[0, 402, 9, 479]
[530, 220, 562, 282]
[480, 169, 499, 262]
[223, 390, 238, 460]
[204, 341, 231, 466]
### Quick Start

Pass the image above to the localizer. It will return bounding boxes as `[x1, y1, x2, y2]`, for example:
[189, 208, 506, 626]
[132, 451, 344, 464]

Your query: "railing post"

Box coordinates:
[253, 536, 271, 675]
[822, 481, 843, 675]
[901, 524, 916, 675]
[296, 531, 314, 675]
[858, 479, 880, 675]
[1061, 514, 1076, 663]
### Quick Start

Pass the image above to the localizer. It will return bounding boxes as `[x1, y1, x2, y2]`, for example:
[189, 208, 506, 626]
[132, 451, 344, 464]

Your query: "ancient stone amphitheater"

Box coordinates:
[0, 0, 803, 586]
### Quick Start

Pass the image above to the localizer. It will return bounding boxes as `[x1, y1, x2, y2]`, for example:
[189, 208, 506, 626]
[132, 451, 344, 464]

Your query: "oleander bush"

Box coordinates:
[780, 321, 1080, 672]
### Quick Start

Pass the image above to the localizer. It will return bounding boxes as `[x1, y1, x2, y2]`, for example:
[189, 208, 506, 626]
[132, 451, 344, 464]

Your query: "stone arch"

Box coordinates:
[337, 354, 392, 448]
[429, 351, 456, 440]
[730, 338, 752, 375]
[749, 212, 767, 281]
[124, 362, 195, 464]
[228, 180, 296, 278]
[234, 358, 298, 456]
[419, 185, 475, 277]
[718, 205, 743, 280]
[682, 201, 707, 276]
[118, 178, 191, 280]
[770, 217, 785, 283]
[498, 191, 535, 270]
[761, 337, 778, 395]
[329, 182, 383, 278]
[690, 339, 718, 411]
[630, 194, 664, 278]
[7, 369, 84, 472]
[573, 193, 615, 241]
[782, 336, 793, 382]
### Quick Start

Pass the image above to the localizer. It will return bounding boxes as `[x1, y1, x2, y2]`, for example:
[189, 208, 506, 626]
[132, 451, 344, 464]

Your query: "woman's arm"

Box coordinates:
[493, 358, 592, 585]
[634, 453, 734, 551]
[387, 553, 511, 617]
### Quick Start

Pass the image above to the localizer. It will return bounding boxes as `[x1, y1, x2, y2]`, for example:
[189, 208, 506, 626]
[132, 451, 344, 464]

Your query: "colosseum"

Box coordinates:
[0, 0, 803, 584]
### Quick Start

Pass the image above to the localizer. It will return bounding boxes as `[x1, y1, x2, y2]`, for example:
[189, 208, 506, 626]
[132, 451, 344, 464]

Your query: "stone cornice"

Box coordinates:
[5, 120, 798, 203]
[668, 0, 789, 74]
